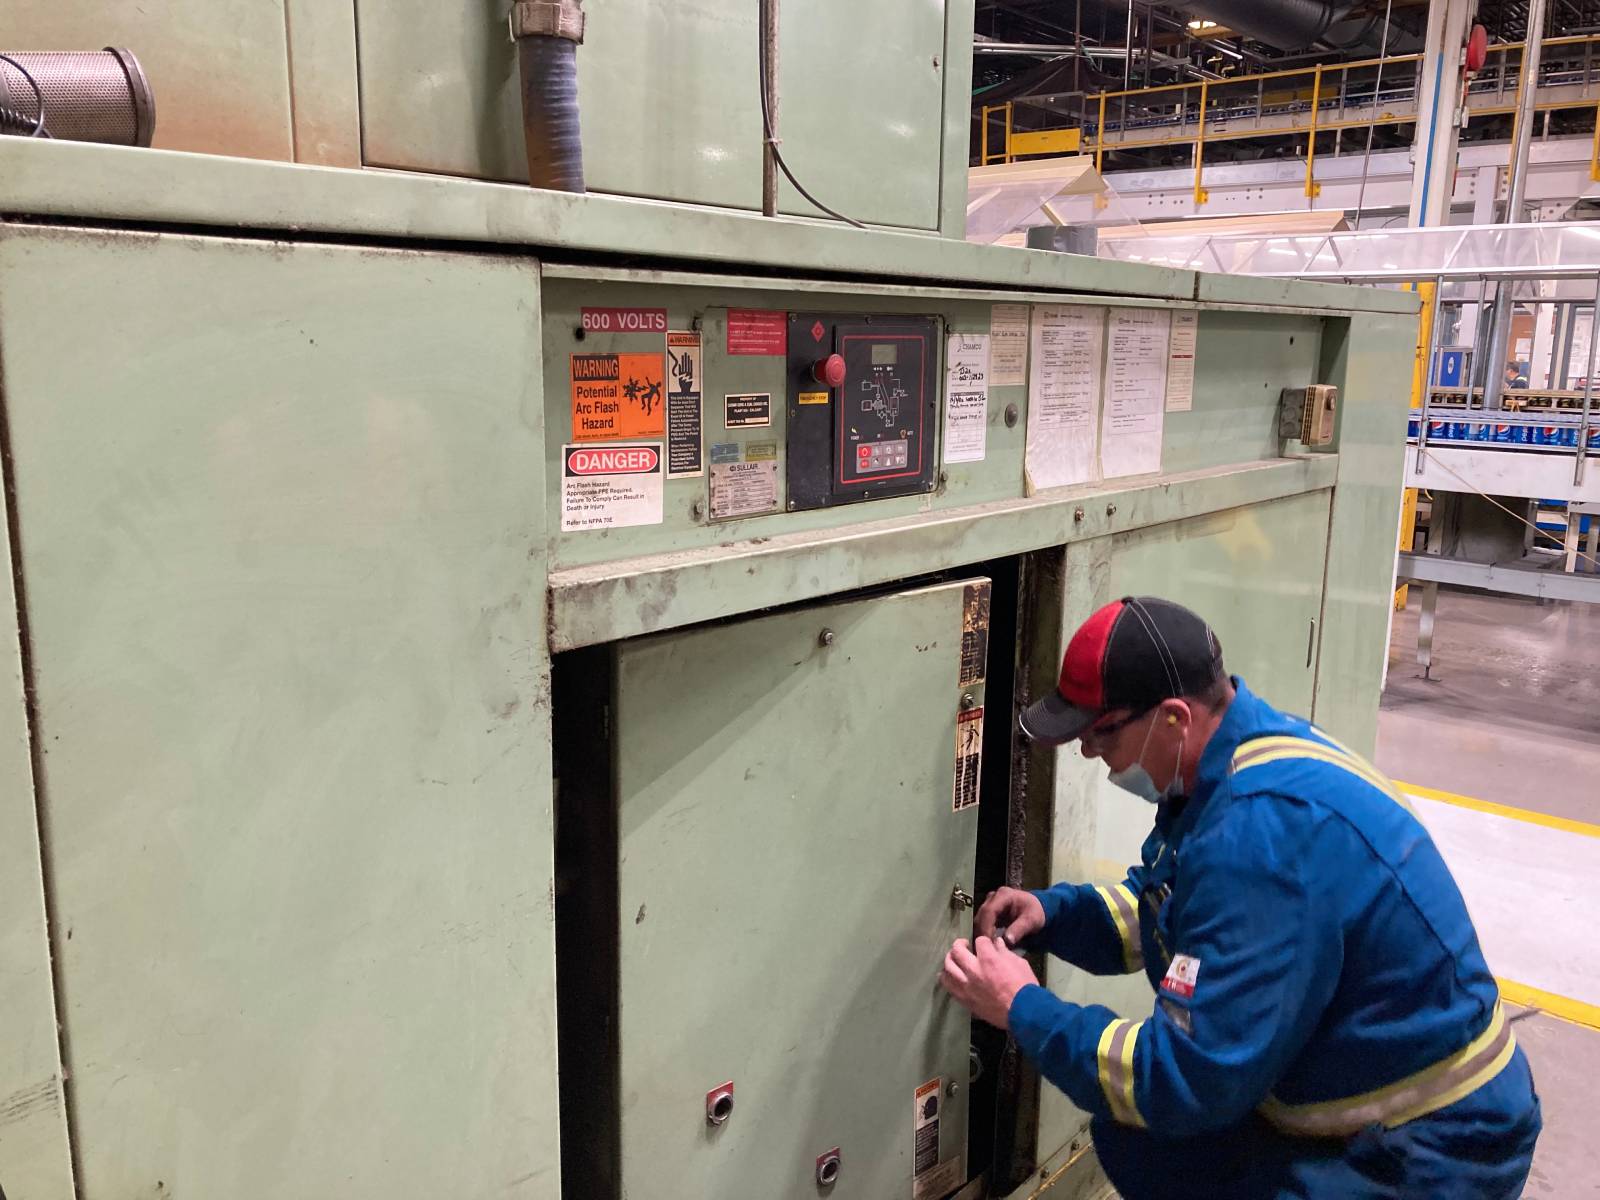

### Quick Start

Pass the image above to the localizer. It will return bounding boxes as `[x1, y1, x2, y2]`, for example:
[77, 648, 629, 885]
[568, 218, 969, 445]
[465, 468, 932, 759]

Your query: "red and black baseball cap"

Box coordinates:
[1019, 597, 1225, 745]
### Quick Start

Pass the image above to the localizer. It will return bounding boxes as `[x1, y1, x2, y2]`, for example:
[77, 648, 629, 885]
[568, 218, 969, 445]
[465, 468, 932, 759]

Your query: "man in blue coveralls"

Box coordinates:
[939, 596, 1541, 1198]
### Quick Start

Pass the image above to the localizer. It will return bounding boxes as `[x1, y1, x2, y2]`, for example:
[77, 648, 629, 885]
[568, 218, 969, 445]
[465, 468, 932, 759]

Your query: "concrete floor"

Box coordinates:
[1377, 589, 1600, 1197]
[1381, 590, 1600, 824]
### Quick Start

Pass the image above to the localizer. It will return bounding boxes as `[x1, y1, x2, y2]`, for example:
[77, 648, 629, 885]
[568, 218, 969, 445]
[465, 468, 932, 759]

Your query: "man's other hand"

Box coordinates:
[974, 886, 1045, 946]
[940, 936, 1040, 1030]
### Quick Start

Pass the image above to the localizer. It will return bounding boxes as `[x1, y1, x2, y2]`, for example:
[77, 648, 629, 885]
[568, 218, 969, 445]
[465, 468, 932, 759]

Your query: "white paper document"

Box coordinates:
[1165, 311, 1199, 412]
[989, 304, 1029, 387]
[1025, 306, 1105, 492]
[944, 333, 990, 464]
[1101, 308, 1170, 479]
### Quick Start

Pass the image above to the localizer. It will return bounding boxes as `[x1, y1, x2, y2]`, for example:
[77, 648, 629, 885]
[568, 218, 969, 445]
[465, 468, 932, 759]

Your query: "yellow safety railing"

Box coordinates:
[979, 34, 1600, 198]
[979, 103, 1080, 165]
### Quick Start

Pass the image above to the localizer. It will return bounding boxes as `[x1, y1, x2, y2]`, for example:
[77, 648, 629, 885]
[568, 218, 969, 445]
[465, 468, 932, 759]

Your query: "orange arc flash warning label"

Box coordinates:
[571, 352, 666, 441]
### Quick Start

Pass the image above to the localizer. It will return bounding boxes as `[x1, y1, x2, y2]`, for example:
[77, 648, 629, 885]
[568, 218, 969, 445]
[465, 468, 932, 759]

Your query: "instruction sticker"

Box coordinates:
[725, 393, 772, 429]
[960, 582, 992, 687]
[990, 303, 1029, 387]
[798, 390, 831, 406]
[709, 459, 780, 521]
[570, 352, 666, 441]
[726, 309, 788, 356]
[560, 443, 664, 531]
[953, 708, 983, 813]
[665, 331, 704, 478]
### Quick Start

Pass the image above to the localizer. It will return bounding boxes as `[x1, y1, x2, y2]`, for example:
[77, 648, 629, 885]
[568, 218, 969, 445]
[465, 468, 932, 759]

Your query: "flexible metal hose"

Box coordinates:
[517, 34, 584, 193]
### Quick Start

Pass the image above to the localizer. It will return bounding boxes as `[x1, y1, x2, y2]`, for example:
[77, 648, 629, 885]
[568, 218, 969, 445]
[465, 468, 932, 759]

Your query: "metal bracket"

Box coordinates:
[509, 0, 586, 42]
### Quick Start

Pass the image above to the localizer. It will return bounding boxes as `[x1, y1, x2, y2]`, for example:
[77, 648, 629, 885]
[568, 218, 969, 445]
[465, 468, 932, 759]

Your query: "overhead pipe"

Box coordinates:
[512, 0, 585, 193]
[1160, 0, 1360, 52]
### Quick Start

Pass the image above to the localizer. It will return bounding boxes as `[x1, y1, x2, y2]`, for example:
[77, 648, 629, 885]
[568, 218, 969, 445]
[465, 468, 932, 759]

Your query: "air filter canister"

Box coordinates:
[0, 48, 155, 145]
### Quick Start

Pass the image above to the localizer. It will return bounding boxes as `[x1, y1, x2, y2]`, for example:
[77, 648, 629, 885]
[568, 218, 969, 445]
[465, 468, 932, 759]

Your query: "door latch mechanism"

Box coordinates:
[950, 884, 975, 912]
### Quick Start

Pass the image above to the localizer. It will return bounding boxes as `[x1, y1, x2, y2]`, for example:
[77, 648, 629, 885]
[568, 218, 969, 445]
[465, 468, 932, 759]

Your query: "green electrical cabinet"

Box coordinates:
[0, 128, 1416, 1200]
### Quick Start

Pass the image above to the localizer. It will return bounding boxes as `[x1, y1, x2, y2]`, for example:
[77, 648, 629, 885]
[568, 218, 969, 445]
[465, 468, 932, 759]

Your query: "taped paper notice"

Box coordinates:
[1101, 308, 1170, 479]
[953, 708, 983, 813]
[990, 303, 1029, 387]
[570, 352, 666, 441]
[709, 459, 779, 520]
[944, 333, 990, 465]
[560, 443, 664, 531]
[1165, 311, 1198, 412]
[665, 331, 703, 478]
[1025, 306, 1105, 492]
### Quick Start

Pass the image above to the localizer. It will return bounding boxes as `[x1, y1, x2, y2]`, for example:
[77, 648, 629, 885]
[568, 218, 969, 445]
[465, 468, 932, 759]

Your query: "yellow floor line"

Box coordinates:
[1398, 780, 1600, 840]
[1498, 977, 1600, 1032]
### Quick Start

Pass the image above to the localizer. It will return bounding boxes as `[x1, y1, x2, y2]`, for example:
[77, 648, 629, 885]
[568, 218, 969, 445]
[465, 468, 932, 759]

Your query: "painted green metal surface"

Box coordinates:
[0, 227, 558, 1199]
[613, 578, 981, 1198]
[356, 0, 953, 229]
[0, 138, 1210, 301]
[1310, 311, 1416, 752]
[550, 456, 1338, 651]
[0, 464, 74, 1200]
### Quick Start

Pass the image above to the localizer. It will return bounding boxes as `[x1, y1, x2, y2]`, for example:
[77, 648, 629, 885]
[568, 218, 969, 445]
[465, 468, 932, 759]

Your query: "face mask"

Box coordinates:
[1107, 713, 1186, 804]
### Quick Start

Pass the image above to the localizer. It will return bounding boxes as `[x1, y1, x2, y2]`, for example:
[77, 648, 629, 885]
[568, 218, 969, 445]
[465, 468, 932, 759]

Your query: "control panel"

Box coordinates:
[785, 314, 941, 510]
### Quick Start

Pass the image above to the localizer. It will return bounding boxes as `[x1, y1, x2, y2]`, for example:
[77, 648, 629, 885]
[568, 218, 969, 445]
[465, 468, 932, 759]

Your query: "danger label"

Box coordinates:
[581, 307, 667, 334]
[953, 708, 983, 812]
[560, 442, 664, 531]
[570, 352, 666, 441]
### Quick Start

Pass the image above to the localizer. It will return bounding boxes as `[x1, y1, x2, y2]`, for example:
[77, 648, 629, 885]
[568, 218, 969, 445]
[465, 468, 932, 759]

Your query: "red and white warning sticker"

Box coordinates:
[952, 707, 983, 813]
[1161, 953, 1200, 1000]
[560, 442, 664, 532]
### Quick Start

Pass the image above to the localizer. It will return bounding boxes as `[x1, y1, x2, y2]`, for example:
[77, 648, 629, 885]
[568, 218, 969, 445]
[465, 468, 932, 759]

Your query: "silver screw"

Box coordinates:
[945, 1080, 959, 1097]
[1106, 502, 1118, 517]
[819, 629, 835, 647]
[1073, 506, 1085, 523]
[960, 692, 977, 710]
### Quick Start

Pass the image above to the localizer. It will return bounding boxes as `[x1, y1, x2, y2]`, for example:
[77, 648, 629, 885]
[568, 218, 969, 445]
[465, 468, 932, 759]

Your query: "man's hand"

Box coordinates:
[940, 936, 1041, 1030]
[975, 886, 1046, 947]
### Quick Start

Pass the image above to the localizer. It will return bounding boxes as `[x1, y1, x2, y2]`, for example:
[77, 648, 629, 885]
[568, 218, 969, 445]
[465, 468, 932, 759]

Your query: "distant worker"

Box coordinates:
[939, 597, 1540, 1199]
[1505, 362, 1529, 390]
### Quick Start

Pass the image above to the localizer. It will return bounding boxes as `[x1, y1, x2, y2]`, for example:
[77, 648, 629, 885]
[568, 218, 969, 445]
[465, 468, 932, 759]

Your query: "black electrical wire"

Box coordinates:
[756, 0, 866, 229]
[0, 53, 50, 138]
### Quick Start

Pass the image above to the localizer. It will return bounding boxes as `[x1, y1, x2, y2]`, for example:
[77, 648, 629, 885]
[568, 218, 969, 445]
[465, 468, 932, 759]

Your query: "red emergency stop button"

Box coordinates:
[813, 353, 846, 388]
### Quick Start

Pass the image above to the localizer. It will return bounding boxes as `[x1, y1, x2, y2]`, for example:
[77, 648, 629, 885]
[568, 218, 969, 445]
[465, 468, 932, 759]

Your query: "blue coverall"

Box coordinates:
[1009, 678, 1541, 1199]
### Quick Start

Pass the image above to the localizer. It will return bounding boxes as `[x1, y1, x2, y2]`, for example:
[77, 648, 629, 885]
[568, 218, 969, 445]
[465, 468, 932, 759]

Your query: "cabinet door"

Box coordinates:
[1108, 489, 1333, 714]
[613, 578, 991, 1199]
